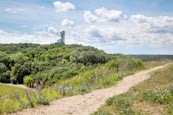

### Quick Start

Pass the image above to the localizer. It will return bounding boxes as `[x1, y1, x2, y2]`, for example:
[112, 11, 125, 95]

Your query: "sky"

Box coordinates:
[0, 0, 173, 54]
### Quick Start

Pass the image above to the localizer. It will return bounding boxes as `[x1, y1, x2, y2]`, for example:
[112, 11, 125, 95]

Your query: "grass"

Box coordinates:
[0, 84, 51, 115]
[0, 84, 26, 114]
[92, 62, 173, 115]
[143, 60, 169, 69]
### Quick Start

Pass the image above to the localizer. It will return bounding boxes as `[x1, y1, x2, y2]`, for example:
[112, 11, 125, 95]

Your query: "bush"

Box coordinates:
[70, 47, 107, 65]
[105, 94, 135, 115]
[23, 75, 34, 87]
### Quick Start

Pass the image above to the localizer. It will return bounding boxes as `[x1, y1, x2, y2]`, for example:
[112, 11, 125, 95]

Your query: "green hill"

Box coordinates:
[0, 43, 143, 86]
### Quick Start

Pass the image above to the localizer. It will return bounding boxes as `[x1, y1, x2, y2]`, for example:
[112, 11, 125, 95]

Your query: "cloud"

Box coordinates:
[83, 11, 98, 23]
[47, 26, 58, 34]
[4, 8, 23, 14]
[0, 30, 59, 44]
[131, 14, 173, 34]
[62, 19, 75, 27]
[83, 8, 126, 23]
[86, 26, 102, 38]
[95, 7, 127, 22]
[0, 29, 8, 35]
[53, 1, 75, 12]
[70, 24, 126, 45]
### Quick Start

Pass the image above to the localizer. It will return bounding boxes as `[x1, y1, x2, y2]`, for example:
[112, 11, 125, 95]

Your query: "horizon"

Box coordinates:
[0, 0, 173, 54]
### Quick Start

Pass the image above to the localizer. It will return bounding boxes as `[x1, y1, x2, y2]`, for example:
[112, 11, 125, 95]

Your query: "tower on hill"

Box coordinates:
[56, 30, 65, 44]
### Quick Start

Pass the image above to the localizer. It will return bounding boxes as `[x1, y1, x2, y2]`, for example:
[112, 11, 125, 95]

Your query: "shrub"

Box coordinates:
[143, 87, 173, 104]
[23, 75, 34, 87]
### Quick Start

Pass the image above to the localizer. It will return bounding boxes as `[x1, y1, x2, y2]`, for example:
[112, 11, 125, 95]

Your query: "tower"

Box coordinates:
[60, 30, 65, 44]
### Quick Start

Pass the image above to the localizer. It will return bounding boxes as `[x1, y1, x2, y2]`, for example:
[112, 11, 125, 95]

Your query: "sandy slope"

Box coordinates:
[10, 65, 167, 115]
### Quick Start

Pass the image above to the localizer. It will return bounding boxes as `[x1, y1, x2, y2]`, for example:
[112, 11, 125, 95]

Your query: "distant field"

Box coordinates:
[144, 60, 168, 69]
[93, 63, 173, 115]
[131, 55, 173, 61]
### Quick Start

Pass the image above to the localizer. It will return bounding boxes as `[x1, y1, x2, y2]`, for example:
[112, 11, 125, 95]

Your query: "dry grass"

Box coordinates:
[133, 101, 166, 115]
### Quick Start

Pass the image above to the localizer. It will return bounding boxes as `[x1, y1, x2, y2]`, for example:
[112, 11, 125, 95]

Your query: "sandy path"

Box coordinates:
[10, 65, 167, 115]
[0, 83, 29, 89]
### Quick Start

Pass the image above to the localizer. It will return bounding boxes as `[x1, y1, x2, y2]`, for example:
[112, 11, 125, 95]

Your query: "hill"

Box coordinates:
[0, 44, 144, 86]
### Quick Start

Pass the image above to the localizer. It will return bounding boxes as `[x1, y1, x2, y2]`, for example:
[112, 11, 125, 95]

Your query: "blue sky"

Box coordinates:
[0, 0, 173, 54]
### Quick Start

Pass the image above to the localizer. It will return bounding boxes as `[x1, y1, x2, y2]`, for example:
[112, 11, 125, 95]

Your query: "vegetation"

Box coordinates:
[0, 44, 110, 85]
[1, 43, 170, 115]
[0, 83, 50, 114]
[93, 63, 173, 115]
[0, 43, 146, 114]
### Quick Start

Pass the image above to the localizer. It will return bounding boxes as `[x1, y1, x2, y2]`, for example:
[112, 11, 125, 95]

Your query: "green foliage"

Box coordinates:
[143, 87, 173, 104]
[93, 93, 137, 115]
[0, 84, 26, 114]
[0, 43, 147, 114]
[11, 64, 31, 84]
[70, 47, 107, 65]
[23, 76, 34, 87]
[10, 52, 28, 65]
[0, 71, 10, 83]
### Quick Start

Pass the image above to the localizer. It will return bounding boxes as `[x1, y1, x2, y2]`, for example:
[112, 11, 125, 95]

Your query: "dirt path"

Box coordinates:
[10, 65, 168, 115]
[0, 83, 29, 89]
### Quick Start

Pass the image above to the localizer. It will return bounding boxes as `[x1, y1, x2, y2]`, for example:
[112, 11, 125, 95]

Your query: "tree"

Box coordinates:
[0, 71, 10, 83]
[0, 63, 7, 73]
[0, 51, 13, 69]
[70, 47, 107, 65]
[10, 52, 28, 65]
[11, 63, 31, 84]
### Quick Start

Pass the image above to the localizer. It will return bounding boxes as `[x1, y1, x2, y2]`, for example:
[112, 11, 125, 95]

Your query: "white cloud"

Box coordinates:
[62, 19, 75, 27]
[95, 7, 127, 22]
[47, 26, 58, 34]
[0, 30, 59, 44]
[53, 1, 75, 12]
[4, 8, 23, 14]
[83, 8, 126, 23]
[83, 11, 98, 23]
[0, 29, 8, 35]
[70, 24, 126, 45]
[131, 14, 173, 34]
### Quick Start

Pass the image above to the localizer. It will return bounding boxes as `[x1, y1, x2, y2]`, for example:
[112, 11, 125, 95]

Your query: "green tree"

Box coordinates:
[10, 52, 28, 64]
[11, 63, 31, 84]
[0, 51, 13, 69]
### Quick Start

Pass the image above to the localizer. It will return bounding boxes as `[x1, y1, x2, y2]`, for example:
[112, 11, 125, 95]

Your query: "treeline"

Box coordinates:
[130, 55, 173, 61]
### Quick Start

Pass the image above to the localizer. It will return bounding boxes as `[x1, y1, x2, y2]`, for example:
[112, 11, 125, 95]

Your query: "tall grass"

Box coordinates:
[0, 84, 25, 114]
